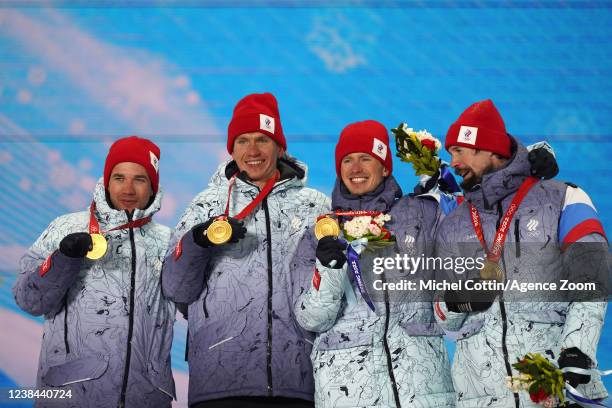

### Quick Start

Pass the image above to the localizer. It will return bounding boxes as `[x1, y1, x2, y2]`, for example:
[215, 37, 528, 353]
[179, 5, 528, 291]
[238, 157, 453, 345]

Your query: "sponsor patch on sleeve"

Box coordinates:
[39, 254, 53, 277]
[312, 268, 321, 291]
[174, 238, 183, 261]
[434, 298, 447, 321]
[559, 185, 606, 249]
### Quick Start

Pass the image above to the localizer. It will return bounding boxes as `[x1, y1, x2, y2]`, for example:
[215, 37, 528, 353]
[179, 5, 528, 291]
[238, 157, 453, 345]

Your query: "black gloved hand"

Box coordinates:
[192, 217, 247, 248]
[444, 281, 498, 313]
[528, 145, 559, 180]
[59, 232, 93, 258]
[559, 347, 592, 387]
[316, 236, 347, 269]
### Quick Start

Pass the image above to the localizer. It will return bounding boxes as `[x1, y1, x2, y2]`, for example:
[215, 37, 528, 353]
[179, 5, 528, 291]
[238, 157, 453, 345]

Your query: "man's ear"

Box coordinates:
[383, 168, 389, 177]
[277, 148, 285, 158]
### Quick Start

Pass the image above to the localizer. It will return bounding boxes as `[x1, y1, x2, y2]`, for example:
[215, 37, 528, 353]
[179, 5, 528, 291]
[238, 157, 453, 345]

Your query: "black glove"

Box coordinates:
[316, 236, 347, 269]
[528, 145, 559, 180]
[59, 232, 93, 258]
[444, 281, 498, 313]
[559, 347, 592, 387]
[192, 217, 247, 248]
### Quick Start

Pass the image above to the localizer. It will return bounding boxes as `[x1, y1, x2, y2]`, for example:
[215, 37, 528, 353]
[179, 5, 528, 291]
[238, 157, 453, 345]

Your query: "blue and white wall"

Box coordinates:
[1, 2, 611, 406]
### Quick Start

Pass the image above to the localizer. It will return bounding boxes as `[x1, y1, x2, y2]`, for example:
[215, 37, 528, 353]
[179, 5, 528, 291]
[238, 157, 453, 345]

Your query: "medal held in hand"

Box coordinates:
[314, 216, 341, 240]
[468, 177, 539, 283]
[87, 202, 152, 260]
[204, 170, 280, 245]
[86, 233, 108, 260]
[207, 218, 233, 245]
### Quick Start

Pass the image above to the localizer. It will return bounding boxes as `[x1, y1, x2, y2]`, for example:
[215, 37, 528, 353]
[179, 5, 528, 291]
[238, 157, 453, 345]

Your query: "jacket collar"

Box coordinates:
[91, 177, 162, 229]
[464, 137, 532, 211]
[209, 155, 309, 194]
[331, 175, 403, 212]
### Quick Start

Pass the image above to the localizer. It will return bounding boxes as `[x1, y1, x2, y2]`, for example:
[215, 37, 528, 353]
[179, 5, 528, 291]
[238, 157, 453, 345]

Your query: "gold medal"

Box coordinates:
[480, 259, 504, 282]
[207, 219, 233, 245]
[314, 217, 340, 240]
[86, 233, 107, 260]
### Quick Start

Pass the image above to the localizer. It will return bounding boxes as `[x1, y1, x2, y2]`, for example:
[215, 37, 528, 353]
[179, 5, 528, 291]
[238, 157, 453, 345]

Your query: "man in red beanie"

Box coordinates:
[14, 136, 176, 408]
[434, 99, 610, 407]
[292, 119, 456, 407]
[162, 93, 330, 407]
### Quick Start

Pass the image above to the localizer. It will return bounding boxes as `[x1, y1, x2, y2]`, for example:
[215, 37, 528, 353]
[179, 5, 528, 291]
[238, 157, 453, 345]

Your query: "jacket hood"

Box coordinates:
[92, 177, 163, 229]
[332, 175, 403, 212]
[464, 137, 532, 210]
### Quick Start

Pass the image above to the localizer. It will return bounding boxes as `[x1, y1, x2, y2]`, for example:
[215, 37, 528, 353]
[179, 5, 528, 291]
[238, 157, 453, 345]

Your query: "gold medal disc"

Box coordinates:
[86, 233, 107, 260]
[314, 217, 340, 240]
[207, 219, 233, 245]
[480, 259, 504, 282]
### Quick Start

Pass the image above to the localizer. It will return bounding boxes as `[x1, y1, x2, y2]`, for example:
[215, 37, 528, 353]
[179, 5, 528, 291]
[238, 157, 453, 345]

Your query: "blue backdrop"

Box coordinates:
[0, 2, 611, 406]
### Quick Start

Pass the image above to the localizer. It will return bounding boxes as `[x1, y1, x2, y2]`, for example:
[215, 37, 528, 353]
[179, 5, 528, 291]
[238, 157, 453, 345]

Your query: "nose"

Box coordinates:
[450, 154, 460, 169]
[123, 180, 136, 195]
[245, 141, 260, 156]
[348, 161, 363, 174]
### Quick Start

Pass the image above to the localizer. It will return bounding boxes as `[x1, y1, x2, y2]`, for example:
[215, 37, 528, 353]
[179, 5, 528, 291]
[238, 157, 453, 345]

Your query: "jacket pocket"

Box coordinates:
[42, 355, 108, 386]
[317, 329, 372, 351]
[146, 359, 176, 400]
[192, 314, 248, 354]
[521, 310, 566, 325]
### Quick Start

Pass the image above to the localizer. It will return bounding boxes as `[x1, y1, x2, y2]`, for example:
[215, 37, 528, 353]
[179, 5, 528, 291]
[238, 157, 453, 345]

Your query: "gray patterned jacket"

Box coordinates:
[434, 140, 609, 407]
[162, 157, 330, 404]
[294, 176, 456, 408]
[14, 179, 175, 408]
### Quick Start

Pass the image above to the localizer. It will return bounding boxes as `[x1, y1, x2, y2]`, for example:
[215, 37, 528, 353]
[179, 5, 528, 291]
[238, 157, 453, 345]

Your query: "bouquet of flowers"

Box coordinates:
[392, 123, 442, 176]
[342, 213, 395, 252]
[506, 353, 566, 407]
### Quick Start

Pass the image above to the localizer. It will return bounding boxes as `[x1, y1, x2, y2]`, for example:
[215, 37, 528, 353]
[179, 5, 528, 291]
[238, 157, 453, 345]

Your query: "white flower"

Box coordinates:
[344, 216, 371, 238]
[373, 213, 391, 226]
[505, 376, 526, 393]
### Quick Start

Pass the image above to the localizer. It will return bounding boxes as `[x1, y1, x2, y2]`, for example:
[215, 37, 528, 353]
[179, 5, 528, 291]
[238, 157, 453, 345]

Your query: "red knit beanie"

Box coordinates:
[227, 92, 286, 154]
[104, 136, 160, 194]
[335, 120, 393, 176]
[445, 99, 511, 158]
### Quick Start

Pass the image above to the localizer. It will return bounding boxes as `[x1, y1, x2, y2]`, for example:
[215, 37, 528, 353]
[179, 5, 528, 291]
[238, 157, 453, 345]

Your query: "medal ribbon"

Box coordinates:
[343, 238, 376, 312]
[89, 202, 152, 234]
[317, 210, 382, 221]
[468, 176, 538, 262]
[223, 170, 280, 220]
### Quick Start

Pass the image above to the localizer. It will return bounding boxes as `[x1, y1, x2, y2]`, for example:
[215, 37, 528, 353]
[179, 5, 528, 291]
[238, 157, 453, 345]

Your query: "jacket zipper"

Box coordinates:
[262, 197, 274, 396]
[64, 295, 70, 354]
[382, 273, 401, 408]
[119, 212, 137, 408]
[497, 202, 519, 408]
[202, 287, 210, 318]
[514, 219, 521, 258]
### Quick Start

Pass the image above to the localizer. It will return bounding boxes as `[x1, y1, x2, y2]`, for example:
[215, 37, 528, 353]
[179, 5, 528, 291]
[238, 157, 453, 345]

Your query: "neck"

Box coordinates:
[490, 156, 509, 172]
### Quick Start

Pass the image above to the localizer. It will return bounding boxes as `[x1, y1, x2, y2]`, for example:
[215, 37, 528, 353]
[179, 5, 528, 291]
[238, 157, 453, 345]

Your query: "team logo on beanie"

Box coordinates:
[458, 125, 478, 145]
[150, 151, 159, 172]
[371, 138, 388, 161]
[260, 114, 275, 133]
